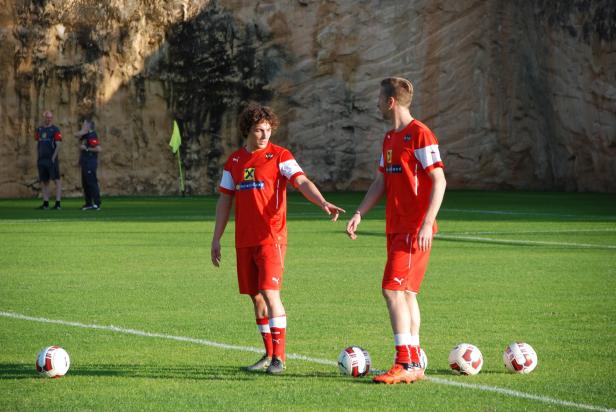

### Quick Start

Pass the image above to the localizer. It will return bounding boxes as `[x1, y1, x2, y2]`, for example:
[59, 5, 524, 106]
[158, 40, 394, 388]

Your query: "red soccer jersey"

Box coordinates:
[218, 143, 305, 248]
[378, 119, 444, 235]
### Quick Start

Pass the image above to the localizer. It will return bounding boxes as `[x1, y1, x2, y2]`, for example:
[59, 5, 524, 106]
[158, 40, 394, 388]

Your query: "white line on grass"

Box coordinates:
[1, 311, 613, 412]
[426, 377, 614, 412]
[447, 229, 616, 235]
[435, 234, 616, 250]
[441, 208, 616, 220]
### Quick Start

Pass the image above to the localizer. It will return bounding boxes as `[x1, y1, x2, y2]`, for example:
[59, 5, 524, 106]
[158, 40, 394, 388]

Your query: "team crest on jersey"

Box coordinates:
[404, 134, 411, 142]
[244, 168, 255, 180]
[386, 150, 392, 164]
[41, 132, 47, 139]
[265, 152, 274, 160]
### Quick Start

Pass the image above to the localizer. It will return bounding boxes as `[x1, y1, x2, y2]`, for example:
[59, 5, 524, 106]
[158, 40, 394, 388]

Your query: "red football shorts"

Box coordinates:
[382, 233, 431, 293]
[236, 244, 286, 295]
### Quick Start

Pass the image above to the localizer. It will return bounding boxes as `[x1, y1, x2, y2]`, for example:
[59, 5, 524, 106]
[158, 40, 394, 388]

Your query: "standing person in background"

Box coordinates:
[75, 119, 102, 210]
[35, 110, 62, 210]
[346, 77, 446, 384]
[211, 103, 345, 375]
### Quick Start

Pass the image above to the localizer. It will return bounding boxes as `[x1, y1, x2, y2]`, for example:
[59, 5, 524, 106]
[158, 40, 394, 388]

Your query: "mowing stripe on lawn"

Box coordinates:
[436, 234, 616, 250]
[441, 208, 616, 220]
[1, 311, 613, 412]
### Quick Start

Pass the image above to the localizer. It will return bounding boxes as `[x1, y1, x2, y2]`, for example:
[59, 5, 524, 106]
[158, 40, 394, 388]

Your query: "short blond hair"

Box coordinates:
[380, 77, 413, 107]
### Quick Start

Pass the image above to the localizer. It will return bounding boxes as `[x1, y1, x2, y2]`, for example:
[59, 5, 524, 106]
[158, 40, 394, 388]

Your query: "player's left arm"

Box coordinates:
[51, 141, 61, 163]
[294, 174, 346, 221]
[51, 130, 62, 162]
[417, 167, 446, 251]
[211, 193, 233, 267]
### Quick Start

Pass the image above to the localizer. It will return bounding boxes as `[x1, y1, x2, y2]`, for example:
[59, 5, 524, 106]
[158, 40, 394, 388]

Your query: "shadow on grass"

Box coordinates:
[0, 362, 343, 381]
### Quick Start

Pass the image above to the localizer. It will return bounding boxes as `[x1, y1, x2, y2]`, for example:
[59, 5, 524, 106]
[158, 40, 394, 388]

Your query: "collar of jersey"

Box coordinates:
[389, 119, 415, 138]
[243, 142, 272, 155]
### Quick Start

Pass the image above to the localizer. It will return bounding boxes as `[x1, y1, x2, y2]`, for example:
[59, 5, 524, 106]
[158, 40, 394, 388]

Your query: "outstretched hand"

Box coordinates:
[321, 201, 346, 222]
[346, 213, 361, 240]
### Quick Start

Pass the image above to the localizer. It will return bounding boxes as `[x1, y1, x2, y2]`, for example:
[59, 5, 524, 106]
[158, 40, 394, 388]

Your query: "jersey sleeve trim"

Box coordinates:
[219, 170, 235, 192]
[54, 130, 62, 141]
[414, 144, 442, 170]
[279, 159, 303, 180]
[423, 162, 444, 173]
[378, 154, 385, 173]
[218, 187, 235, 196]
[289, 171, 305, 187]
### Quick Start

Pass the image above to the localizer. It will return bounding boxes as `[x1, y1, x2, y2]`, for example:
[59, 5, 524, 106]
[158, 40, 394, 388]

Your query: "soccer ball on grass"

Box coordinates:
[503, 342, 538, 374]
[448, 343, 483, 375]
[338, 346, 371, 377]
[36, 346, 70, 378]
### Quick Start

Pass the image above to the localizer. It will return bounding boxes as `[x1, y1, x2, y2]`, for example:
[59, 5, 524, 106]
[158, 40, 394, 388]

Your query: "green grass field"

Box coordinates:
[1, 191, 615, 411]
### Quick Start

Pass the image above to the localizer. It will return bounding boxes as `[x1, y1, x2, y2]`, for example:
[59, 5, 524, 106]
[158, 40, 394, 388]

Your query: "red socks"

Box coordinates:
[394, 334, 421, 366]
[256, 317, 273, 357]
[269, 315, 287, 361]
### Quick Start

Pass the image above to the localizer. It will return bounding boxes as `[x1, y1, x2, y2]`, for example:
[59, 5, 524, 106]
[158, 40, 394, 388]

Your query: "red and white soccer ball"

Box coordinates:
[419, 348, 428, 370]
[503, 342, 538, 374]
[36, 346, 70, 378]
[448, 343, 483, 375]
[338, 346, 371, 377]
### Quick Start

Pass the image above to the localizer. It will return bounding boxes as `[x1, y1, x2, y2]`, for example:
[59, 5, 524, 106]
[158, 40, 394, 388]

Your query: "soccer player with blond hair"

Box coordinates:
[211, 103, 345, 374]
[346, 77, 446, 384]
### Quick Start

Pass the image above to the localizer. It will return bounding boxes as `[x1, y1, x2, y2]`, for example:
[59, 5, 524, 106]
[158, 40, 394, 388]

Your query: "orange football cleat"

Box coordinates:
[372, 364, 425, 384]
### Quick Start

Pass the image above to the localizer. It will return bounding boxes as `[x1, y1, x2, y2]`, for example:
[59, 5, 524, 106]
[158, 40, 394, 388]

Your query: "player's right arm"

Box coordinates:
[346, 172, 385, 240]
[211, 192, 233, 267]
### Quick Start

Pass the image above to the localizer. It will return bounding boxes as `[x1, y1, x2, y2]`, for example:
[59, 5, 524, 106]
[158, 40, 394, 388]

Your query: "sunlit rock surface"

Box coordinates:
[1, 0, 614, 197]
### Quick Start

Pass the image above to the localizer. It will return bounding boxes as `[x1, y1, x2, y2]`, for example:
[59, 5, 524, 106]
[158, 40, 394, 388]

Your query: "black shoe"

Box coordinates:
[266, 356, 285, 375]
[52, 204, 61, 210]
[245, 355, 271, 372]
[37, 204, 49, 210]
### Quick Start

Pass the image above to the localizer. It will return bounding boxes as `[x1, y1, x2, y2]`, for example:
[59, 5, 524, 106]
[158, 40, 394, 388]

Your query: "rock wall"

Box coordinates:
[1, 0, 614, 198]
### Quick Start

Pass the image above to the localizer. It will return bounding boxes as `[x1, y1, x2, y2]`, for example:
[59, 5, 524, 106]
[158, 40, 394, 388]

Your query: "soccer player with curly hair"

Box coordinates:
[211, 103, 345, 374]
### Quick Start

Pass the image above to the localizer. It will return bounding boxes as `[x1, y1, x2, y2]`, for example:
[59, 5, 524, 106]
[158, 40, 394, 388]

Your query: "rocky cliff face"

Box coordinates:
[1, 0, 614, 197]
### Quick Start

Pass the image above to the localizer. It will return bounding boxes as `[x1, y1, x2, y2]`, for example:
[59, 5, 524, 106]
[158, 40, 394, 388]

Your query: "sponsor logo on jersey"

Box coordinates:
[232, 157, 239, 162]
[238, 181, 264, 190]
[244, 168, 255, 180]
[385, 165, 402, 173]
[386, 150, 392, 164]
[265, 152, 274, 159]
[393, 277, 405, 285]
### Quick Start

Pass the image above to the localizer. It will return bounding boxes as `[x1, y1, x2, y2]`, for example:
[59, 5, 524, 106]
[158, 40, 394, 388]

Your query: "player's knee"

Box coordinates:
[382, 288, 404, 303]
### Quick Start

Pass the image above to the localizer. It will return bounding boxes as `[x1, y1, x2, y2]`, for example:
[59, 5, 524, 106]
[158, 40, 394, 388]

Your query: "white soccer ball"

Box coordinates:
[419, 348, 428, 370]
[448, 343, 483, 375]
[36, 346, 70, 378]
[338, 346, 371, 377]
[503, 342, 538, 374]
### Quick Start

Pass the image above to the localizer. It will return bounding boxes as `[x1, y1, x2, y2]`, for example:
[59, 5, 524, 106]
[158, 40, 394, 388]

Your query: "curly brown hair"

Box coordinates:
[238, 103, 279, 138]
